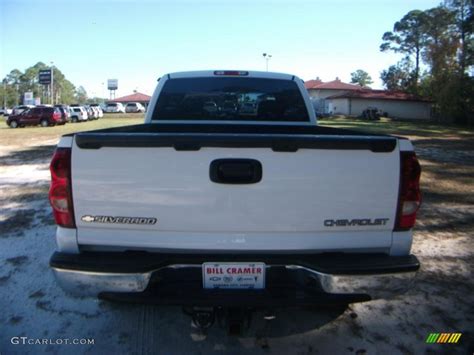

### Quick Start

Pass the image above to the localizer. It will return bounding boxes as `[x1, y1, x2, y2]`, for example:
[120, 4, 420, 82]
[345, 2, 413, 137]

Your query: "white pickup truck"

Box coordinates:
[49, 70, 421, 329]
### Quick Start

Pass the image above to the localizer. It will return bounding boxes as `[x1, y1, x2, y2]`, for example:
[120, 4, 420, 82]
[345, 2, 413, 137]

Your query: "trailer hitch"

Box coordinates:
[185, 306, 276, 336]
[185, 307, 216, 329]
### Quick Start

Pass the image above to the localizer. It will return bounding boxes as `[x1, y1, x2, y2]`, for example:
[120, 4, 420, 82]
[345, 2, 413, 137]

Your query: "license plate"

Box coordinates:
[202, 262, 265, 289]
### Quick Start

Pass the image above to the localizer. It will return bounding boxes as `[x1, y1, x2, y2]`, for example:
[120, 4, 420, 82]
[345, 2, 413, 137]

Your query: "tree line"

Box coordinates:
[380, 0, 473, 124]
[1, 62, 94, 107]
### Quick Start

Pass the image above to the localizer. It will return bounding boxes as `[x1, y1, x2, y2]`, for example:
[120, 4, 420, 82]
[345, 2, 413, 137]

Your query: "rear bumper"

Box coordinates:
[50, 252, 419, 306]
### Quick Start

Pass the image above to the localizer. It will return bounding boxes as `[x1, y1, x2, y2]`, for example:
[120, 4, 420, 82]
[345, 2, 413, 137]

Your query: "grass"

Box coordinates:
[318, 116, 474, 138]
[0, 113, 144, 147]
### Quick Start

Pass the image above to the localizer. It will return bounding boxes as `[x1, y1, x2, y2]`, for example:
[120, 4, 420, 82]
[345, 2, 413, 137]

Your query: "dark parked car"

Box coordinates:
[6, 106, 64, 128]
[361, 107, 387, 121]
[54, 104, 71, 122]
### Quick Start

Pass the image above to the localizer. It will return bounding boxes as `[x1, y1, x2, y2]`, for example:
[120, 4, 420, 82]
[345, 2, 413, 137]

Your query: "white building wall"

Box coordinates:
[327, 99, 350, 114]
[349, 99, 432, 120]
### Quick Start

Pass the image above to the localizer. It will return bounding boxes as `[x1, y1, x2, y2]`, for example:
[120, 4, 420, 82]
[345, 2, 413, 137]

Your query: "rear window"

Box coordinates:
[152, 77, 309, 122]
[107, 103, 117, 107]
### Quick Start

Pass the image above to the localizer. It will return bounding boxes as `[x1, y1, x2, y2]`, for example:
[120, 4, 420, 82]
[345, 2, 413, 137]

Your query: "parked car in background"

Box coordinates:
[202, 101, 219, 116]
[220, 100, 238, 116]
[54, 104, 71, 122]
[125, 102, 145, 113]
[11, 105, 34, 115]
[7, 106, 64, 128]
[69, 106, 88, 122]
[84, 106, 98, 120]
[90, 104, 104, 118]
[361, 107, 386, 121]
[92, 106, 101, 119]
[0, 107, 13, 116]
[239, 102, 258, 116]
[104, 102, 125, 113]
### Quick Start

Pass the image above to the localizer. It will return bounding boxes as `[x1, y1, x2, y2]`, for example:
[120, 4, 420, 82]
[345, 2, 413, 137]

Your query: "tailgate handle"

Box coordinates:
[210, 159, 262, 184]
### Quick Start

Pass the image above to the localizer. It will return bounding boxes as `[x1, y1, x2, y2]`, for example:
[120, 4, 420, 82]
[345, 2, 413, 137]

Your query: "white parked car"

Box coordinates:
[69, 106, 88, 122]
[125, 102, 146, 113]
[85, 106, 98, 120]
[104, 102, 125, 113]
[0, 107, 13, 116]
[90, 104, 104, 118]
[92, 106, 102, 119]
[12, 105, 34, 115]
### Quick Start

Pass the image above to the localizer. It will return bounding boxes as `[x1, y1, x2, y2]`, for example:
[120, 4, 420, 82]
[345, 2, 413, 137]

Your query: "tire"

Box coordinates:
[9, 120, 18, 128]
[40, 119, 49, 127]
[72, 117, 78, 123]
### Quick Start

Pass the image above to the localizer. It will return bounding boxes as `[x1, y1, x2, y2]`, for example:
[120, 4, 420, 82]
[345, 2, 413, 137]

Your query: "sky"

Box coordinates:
[1, 0, 441, 99]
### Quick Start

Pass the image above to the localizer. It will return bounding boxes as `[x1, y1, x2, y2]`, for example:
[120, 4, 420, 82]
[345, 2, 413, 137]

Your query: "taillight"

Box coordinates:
[49, 148, 75, 228]
[395, 151, 421, 230]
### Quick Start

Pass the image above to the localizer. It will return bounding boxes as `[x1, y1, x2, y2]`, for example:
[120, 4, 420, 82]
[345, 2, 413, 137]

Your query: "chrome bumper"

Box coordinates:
[52, 263, 417, 300]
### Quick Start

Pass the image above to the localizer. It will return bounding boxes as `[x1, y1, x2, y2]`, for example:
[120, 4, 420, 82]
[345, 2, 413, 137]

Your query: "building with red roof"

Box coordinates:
[325, 89, 432, 120]
[304, 77, 432, 120]
[305, 77, 364, 96]
[326, 89, 430, 102]
[304, 78, 323, 89]
[304, 77, 365, 114]
[109, 92, 152, 107]
[310, 79, 363, 91]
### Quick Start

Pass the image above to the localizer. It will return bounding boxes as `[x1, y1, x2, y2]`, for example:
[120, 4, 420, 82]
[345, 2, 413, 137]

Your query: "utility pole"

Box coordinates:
[262, 53, 272, 72]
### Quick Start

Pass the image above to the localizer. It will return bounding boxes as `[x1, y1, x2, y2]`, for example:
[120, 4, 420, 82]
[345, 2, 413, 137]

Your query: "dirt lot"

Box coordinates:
[0, 115, 473, 354]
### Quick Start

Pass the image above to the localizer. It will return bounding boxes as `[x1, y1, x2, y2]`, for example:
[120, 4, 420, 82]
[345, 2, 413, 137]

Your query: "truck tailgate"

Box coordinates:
[70, 130, 400, 252]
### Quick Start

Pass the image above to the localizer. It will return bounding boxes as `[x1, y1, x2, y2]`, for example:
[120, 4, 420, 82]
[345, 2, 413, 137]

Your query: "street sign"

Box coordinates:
[39, 69, 52, 84]
[23, 92, 34, 105]
[107, 79, 118, 90]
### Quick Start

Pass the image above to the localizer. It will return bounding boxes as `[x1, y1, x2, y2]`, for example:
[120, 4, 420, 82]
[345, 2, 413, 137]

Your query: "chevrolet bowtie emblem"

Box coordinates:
[81, 215, 95, 222]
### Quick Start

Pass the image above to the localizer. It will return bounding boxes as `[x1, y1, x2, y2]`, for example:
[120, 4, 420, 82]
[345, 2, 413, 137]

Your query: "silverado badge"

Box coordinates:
[81, 215, 157, 225]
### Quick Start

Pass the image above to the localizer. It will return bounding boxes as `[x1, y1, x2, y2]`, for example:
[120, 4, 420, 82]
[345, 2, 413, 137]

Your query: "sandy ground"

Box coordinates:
[0, 127, 473, 354]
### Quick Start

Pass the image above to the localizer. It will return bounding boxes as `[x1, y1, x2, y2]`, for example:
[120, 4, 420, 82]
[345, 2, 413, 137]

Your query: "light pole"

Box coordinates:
[262, 53, 272, 72]
[2, 79, 6, 109]
[50, 61, 54, 105]
[15, 84, 19, 105]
